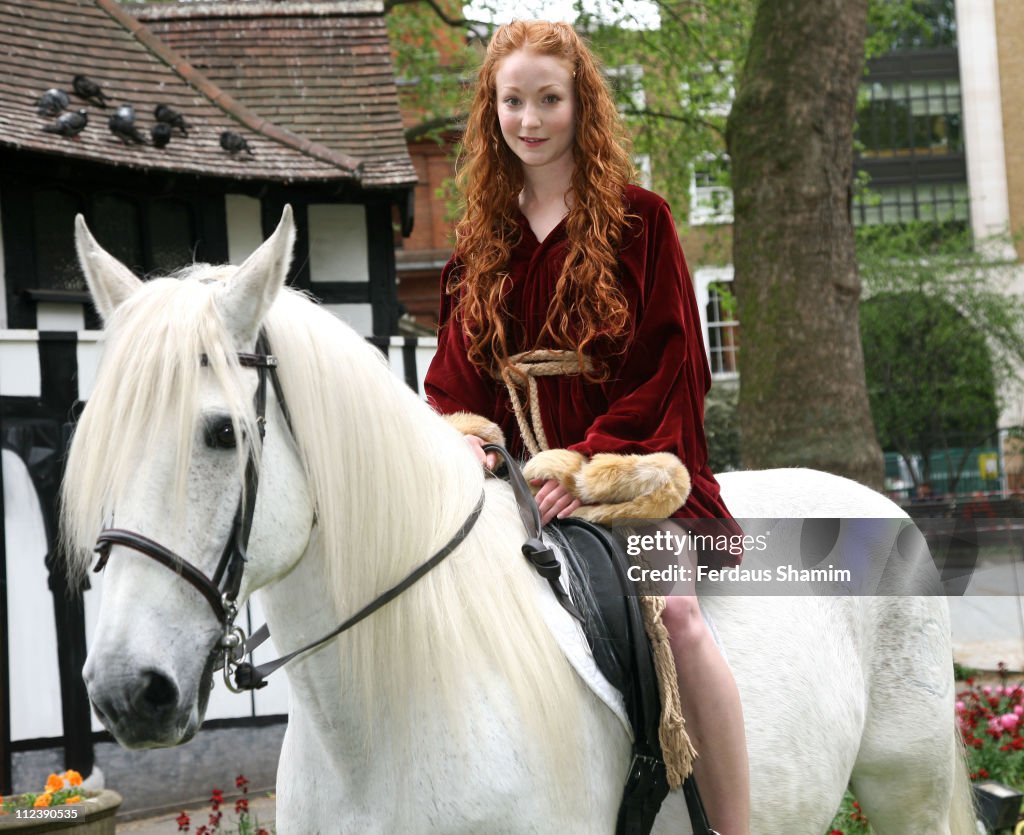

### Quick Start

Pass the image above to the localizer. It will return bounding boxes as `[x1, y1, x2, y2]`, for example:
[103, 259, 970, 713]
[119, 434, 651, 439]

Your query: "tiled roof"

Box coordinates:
[130, 0, 417, 189]
[0, 0, 414, 187]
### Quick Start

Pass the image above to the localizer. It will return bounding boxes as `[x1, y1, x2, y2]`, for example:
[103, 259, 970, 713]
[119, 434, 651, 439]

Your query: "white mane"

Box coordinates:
[61, 268, 261, 581]
[61, 266, 583, 777]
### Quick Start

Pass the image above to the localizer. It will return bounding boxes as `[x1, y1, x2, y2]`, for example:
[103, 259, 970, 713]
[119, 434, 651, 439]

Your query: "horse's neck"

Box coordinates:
[256, 534, 366, 764]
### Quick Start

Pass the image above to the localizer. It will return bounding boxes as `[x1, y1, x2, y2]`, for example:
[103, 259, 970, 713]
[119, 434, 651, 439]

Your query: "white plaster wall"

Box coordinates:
[0, 334, 41, 398]
[5, 449, 63, 740]
[225, 194, 264, 265]
[325, 303, 373, 337]
[36, 303, 84, 332]
[307, 203, 368, 284]
[75, 334, 103, 401]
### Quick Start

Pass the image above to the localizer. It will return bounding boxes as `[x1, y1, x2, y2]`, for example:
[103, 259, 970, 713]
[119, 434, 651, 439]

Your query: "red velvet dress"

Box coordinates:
[425, 185, 741, 562]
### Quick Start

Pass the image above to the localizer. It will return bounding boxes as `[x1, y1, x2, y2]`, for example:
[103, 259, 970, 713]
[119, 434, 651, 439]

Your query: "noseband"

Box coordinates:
[90, 330, 485, 693]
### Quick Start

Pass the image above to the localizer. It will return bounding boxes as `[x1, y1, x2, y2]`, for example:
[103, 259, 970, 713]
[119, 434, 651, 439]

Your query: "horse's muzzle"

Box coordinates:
[86, 665, 198, 749]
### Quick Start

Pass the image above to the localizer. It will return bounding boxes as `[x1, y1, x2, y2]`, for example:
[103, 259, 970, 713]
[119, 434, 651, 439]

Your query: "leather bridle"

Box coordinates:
[90, 330, 486, 693]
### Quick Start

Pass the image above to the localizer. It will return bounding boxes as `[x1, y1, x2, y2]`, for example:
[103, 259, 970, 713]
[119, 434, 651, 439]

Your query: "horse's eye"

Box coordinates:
[205, 419, 237, 450]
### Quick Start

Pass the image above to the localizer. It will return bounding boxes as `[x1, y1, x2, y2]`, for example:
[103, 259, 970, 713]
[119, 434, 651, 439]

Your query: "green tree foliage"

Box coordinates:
[861, 292, 998, 491]
[858, 223, 1024, 491]
[578, 0, 754, 206]
[384, 0, 483, 141]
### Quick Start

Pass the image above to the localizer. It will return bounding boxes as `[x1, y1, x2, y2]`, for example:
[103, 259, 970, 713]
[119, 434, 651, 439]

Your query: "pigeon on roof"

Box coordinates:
[220, 130, 254, 156]
[109, 105, 146, 145]
[73, 74, 109, 108]
[151, 122, 173, 149]
[42, 109, 88, 138]
[36, 88, 69, 118]
[154, 104, 189, 137]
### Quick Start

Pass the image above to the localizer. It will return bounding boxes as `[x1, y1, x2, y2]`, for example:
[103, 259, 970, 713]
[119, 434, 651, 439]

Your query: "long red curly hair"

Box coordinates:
[448, 20, 635, 381]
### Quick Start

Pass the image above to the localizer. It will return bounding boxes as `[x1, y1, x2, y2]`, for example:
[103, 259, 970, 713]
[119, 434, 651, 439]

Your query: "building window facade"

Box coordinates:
[689, 154, 733, 226]
[853, 5, 966, 230]
[694, 267, 738, 381]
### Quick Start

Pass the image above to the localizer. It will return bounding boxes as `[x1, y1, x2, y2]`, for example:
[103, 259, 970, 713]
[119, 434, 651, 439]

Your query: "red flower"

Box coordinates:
[236, 774, 250, 791]
[176, 811, 190, 831]
[235, 798, 249, 815]
[257, 830, 269, 835]
[979, 768, 990, 778]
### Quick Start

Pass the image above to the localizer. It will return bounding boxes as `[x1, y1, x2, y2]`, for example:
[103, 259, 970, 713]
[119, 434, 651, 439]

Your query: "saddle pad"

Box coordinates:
[533, 534, 633, 739]
[545, 519, 665, 752]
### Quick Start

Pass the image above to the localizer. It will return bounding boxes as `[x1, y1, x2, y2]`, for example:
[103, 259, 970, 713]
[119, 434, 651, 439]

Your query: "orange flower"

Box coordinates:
[65, 795, 82, 804]
[33, 793, 52, 808]
[63, 770, 83, 787]
[45, 774, 64, 793]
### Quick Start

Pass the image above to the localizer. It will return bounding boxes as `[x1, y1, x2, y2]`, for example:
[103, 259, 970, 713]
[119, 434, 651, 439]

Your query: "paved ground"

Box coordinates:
[949, 548, 1024, 671]
[116, 792, 276, 833]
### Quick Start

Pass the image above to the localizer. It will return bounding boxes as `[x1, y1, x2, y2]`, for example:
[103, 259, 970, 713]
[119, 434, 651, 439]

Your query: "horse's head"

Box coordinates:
[63, 207, 316, 748]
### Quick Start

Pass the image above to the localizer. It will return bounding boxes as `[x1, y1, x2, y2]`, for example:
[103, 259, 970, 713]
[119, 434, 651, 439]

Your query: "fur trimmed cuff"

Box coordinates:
[522, 449, 586, 489]
[572, 452, 691, 524]
[442, 412, 506, 446]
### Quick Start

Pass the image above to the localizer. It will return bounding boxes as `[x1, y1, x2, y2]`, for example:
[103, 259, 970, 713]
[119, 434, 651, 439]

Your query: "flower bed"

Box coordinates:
[957, 673, 1024, 788]
[175, 774, 273, 835]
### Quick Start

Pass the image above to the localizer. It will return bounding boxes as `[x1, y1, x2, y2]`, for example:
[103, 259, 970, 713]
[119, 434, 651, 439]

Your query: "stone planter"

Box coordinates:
[0, 790, 122, 833]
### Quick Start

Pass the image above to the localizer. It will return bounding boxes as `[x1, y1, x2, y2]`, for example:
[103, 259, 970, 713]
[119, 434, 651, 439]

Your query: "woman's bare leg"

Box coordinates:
[661, 592, 750, 835]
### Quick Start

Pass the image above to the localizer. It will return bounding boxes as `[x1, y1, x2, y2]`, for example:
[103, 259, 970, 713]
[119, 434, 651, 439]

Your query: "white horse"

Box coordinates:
[62, 208, 974, 835]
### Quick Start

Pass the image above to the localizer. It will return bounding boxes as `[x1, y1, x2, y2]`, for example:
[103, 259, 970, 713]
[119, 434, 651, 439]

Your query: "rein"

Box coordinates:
[90, 331, 486, 693]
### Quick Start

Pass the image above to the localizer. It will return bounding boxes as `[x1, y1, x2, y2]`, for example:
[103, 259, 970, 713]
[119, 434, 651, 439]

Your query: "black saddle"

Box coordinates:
[483, 445, 716, 835]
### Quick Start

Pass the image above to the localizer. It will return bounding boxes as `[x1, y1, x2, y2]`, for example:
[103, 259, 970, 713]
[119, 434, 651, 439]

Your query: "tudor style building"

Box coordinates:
[0, 0, 423, 808]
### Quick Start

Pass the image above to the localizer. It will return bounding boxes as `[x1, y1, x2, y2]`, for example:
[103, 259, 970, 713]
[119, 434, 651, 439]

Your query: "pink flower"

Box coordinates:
[984, 686, 993, 695]
[956, 700, 966, 712]
[1000, 713, 1020, 731]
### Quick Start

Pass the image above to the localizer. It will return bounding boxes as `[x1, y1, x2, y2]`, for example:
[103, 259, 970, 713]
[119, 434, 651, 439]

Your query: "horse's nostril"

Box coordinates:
[138, 669, 179, 713]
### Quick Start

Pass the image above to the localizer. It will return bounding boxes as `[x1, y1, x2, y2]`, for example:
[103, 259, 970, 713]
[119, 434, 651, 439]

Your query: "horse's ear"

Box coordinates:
[216, 205, 295, 345]
[74, 214, 144, 322]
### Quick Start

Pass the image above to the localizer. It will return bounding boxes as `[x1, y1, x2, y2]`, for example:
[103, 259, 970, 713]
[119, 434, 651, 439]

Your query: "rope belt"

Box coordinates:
[499, 349, 593, 455]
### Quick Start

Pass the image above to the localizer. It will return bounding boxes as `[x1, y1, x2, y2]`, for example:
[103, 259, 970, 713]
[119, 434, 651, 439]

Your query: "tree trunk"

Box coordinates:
[726, 0, 883, 488]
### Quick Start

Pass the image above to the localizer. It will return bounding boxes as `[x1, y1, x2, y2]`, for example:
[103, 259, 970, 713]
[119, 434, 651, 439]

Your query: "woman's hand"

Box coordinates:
[531, 479, 582, 525]
[465, 434, 499, 470]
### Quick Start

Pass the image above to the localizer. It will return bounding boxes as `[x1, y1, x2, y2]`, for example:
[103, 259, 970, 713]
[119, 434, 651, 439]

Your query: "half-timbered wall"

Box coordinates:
[0, 181, 432, 808]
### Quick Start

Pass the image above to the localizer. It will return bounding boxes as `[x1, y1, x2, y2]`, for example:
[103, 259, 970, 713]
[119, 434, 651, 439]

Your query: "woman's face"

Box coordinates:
[494, 49, 576, 176]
